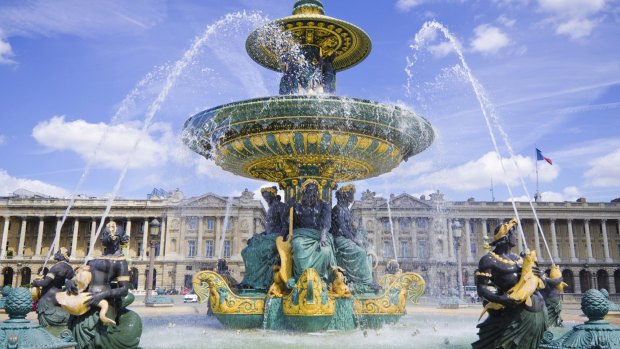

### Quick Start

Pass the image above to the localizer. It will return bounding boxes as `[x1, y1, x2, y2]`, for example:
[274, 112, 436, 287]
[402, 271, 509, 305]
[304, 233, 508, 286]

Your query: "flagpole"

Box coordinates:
[535, 146, 540, 202]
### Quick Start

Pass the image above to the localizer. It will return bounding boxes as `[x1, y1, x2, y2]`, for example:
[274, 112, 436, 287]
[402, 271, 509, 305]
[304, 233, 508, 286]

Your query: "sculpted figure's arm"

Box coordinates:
[475, 255, 519, 307]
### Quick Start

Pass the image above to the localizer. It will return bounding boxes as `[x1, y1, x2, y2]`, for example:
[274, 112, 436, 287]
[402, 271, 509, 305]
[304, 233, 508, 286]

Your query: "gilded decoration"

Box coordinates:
[246, 16, 371, 73]
[192, 271, 265, 315]
[353, 272, 425, 316]
[283, 268, 335, 317]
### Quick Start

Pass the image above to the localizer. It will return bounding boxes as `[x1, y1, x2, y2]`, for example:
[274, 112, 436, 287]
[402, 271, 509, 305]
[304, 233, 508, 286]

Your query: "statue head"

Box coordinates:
[106, 221, 117, 236]
[261, 186, 278, 203]
[490, 217, 518, 248]
[54, 247, 70, 262]
[336, 184, 355, 205]
[301, 179, 320, 206]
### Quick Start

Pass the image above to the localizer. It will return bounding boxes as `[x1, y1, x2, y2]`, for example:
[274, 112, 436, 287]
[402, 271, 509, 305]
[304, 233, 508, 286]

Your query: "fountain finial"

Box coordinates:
[293, 0, 324, 15]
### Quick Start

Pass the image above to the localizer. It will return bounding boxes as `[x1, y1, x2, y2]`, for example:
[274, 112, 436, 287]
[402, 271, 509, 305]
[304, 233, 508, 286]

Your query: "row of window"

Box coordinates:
[187, 239, 231, 258]
[186, 217, 232, 231]
[381, 240, 479, 259]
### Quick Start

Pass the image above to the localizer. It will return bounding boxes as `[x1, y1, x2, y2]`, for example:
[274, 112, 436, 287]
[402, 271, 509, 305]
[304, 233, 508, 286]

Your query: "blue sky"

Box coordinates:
[0, 0, 619, 204]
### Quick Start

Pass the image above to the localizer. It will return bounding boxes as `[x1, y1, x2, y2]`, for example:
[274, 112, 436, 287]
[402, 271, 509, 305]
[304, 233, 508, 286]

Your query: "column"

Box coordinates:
[443, 219, 449, 258]
[142, 218, 149, 261]
[584, 219, 595, 263]
[215, 217, 222, 258]
[533, 220, 542, 262]
[197, 217, 204, 257]
[160, 218, 166, 258]
[464, 218, 473, 262]
[53, 217, 62, 252]
[125, 219, 132, 257]
[71, 219, 79, 259]
[601, 220, 612, 263]
[411, 218, 418, 258]
[567, 219, 577, 262]
[1, 216, 9, 258]
[17, 217, 27, 256]
[550, 219, 560, 262]
[516, 223, 523, 254]
[35, 217, 44, 257]
[446, 218, 453, 259]
[89, 218, 97, 256]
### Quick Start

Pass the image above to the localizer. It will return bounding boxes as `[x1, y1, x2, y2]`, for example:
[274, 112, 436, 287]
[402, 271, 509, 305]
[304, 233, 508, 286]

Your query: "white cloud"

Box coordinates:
[537, 0, 607, 40]
[427, 41, 455, 58]
[414, 151, 559, 191]
[497, 15, 517, 27]
[0, 169, 69, 197]
[396, 0, 426, 12]
[584, 147, 620, 187]
[32, 115, 175, 170]
[470, 24, 511, 55]
[555, 18, 599, 39]
[538, 0, 606, 17]
[0, 134, 5, 145]
[0, 29, 15, 65]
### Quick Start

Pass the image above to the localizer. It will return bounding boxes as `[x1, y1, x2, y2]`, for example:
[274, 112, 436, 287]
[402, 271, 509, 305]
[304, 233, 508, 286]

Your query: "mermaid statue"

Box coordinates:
[330, 184, 381, 293]
[238, 186, 287, 290]
[285, 179, 337, 282]
[59, 220, 142, 349]
[31, 247, 74, 327]
[472, 218, 547, 349]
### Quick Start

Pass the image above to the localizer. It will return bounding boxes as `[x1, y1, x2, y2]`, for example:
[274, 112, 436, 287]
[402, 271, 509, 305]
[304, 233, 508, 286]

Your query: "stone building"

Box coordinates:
[0, 189, 265, 291]
[1, 188, 619, 297]
[352, 189, 620, 297]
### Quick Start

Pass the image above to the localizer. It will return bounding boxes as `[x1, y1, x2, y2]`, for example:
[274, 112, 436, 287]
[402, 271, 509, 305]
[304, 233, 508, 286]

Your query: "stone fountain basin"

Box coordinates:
[182, 95, 435, 183]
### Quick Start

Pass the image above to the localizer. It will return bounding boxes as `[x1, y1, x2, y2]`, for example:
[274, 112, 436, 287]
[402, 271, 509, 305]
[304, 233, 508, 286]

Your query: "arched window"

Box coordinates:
[597, 269, 609, 291]
[562, 269, 574, 293]
[579, 269, 592, 293]
[20, 267, 31, 286]
[614, 270, 620, 294]
[2, 268, 14, 287]
[129, 267, 139, 290]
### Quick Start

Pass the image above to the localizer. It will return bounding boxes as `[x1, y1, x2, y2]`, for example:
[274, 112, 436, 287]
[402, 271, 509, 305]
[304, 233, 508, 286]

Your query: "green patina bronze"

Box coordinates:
[540, 289, 620, 349]
[0, 287, 77, 349]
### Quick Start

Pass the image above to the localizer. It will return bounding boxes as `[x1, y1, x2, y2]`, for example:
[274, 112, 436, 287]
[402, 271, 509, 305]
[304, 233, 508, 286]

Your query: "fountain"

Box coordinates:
[183, 0, 433, 331]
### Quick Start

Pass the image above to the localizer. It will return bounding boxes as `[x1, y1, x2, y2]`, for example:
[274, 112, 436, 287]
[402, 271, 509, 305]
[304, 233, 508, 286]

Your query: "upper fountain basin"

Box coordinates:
[182, 95, 435, 184]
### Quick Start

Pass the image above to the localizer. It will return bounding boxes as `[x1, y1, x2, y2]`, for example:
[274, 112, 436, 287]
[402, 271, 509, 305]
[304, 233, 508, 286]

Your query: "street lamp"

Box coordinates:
[145, 218, 160, 303]
[451, 219, 464, 300]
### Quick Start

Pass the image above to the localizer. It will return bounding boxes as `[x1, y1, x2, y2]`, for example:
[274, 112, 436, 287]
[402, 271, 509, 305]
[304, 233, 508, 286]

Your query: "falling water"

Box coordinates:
[218, 195, 235, 259]
[408, 21, 555, 261]
[40, 72, 161, 272]
[385, 191, 398, 261]
[81, 11, 268, 262]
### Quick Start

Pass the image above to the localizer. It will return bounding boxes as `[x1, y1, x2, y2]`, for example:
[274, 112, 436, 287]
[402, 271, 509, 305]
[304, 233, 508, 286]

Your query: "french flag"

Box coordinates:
[536, 148, 553, 165]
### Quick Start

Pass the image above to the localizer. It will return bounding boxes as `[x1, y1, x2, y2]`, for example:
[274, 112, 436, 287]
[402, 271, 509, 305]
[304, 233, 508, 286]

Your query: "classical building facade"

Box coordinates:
[352, 190, 620, 297]
[1, 188, 619, 296]
[0, 189, 265, 291]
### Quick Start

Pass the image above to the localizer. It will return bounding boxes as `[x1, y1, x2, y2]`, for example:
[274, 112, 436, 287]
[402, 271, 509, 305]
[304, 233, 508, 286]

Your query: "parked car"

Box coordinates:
[184, 293, 198, 303]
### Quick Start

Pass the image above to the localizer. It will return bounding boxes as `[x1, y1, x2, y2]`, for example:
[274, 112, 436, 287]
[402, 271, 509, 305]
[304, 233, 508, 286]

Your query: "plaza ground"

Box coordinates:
[3, 294, 618, 327]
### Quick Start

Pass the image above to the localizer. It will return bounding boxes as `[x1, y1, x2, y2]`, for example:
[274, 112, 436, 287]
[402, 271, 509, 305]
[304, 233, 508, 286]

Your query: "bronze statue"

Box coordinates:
[541, 265, 567, 327]
[285, 179, 336, 281]
[61, 220, 142, 349]
[31, 247, 74, 327]
[472, 218, 547, 349]
[330, 184, 381, 292]
[239, 186, 286, 290]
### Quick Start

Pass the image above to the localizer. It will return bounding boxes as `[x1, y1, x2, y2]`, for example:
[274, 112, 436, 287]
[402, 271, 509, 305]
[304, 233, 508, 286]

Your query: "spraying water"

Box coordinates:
[408, 21, 555, 262]
[385, 191, 398, 261]
[82, 12, 268, 262]
[218, 196, 235, 259]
